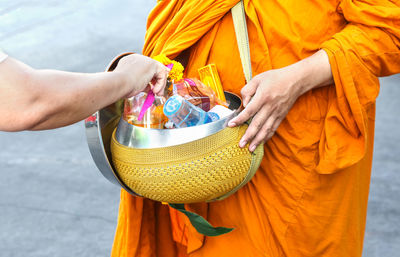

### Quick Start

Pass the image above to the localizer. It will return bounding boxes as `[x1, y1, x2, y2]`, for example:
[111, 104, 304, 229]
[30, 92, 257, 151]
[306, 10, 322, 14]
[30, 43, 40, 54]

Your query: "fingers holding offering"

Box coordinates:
[151, 62, 170, 96]
[113, 54, 169, 98]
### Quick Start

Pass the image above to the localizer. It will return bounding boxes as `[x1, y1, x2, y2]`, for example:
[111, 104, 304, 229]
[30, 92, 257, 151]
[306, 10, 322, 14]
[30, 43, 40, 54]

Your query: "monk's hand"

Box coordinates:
[228, 50, 333, 152]
[227, 67, 304, 152]
[113, 54, 169, 97]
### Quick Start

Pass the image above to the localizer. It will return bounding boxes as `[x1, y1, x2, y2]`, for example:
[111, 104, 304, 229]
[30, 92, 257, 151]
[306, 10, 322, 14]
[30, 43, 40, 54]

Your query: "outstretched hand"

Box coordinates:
[228, 50, 333, 152]
[0, 53, 170, 131]
[113, 54, 169, 97]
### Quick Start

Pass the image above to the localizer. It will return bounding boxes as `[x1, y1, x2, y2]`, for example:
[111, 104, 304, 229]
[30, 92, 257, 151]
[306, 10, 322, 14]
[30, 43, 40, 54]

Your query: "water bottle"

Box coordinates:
[163, 95, 219, 128]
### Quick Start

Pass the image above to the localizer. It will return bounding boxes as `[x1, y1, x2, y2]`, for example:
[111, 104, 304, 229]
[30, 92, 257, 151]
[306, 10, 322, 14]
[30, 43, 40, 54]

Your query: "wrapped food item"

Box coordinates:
[121, 55, 228, 130]
[198, 64, 226, 103]
[170, 78, 226, 112]
[123, 92, 167, 129]
[121, 54, 183, 130]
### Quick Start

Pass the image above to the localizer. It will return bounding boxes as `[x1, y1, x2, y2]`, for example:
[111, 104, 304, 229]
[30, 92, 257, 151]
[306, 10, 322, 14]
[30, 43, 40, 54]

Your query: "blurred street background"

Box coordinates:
[0, 1, 399, 256]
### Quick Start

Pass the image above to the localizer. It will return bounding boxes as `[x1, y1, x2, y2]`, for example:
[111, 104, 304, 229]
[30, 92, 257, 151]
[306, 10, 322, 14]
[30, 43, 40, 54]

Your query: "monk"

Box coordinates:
[111, 0, 400, 256]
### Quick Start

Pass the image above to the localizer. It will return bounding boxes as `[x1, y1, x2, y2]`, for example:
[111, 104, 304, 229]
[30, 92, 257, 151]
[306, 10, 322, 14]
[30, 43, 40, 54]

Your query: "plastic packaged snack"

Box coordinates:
[169, 78, 226, 112]
[123, 92, 167, 129]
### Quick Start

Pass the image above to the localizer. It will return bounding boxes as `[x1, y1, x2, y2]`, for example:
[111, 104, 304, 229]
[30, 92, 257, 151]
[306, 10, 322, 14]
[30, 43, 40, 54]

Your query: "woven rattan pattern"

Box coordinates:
[111, 125, 255, 203]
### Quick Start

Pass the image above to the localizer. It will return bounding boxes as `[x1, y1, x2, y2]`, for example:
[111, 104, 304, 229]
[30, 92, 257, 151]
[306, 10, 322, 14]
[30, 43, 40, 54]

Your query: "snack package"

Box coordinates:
[198, 64, 226, 103]
[122, 55, 228, 130]
[170, 78, 227, 112]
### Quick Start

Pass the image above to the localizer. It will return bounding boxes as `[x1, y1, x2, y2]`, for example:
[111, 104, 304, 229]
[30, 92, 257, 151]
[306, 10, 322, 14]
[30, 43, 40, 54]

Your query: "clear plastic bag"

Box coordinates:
[170, 78, 226, 112]
[123, 92, 167, 129]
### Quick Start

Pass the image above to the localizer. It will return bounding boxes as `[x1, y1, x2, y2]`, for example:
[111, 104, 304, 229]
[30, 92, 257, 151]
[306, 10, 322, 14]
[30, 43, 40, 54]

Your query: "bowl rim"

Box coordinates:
[85, 52, 141, 197]
[115, 91, 242, 149]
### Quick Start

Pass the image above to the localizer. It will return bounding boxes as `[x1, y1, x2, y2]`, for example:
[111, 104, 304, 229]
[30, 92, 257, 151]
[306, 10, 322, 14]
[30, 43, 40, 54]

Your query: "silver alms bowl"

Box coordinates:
[84, 53, 243, 196]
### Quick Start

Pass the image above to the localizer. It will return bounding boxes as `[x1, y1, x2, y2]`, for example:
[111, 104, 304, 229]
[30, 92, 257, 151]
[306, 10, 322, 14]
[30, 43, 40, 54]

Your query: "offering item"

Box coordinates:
[198, 64, 226, 103]
[163, 95, 219, 128]
[122, 54, 228, 130]
[170, 78, 226, 112]
[123, 92, 167, 129]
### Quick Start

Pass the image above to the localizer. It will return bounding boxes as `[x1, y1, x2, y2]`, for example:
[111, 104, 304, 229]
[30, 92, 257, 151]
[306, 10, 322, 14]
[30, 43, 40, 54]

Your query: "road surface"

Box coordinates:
[0, 1, 399, 256]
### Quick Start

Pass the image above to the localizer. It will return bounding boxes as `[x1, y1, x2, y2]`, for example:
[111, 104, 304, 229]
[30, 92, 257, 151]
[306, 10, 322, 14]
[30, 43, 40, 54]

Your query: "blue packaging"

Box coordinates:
[163, 95, 220, 128]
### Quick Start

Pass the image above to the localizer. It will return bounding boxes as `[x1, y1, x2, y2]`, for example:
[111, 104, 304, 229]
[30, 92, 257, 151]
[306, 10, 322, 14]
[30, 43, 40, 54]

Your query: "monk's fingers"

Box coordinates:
[241, 78, 260, 107]
[228, 92, 265, 127]
[238, 107, 271, 148]
[248, 116, 276, 152]
[269, 117, 283, 138]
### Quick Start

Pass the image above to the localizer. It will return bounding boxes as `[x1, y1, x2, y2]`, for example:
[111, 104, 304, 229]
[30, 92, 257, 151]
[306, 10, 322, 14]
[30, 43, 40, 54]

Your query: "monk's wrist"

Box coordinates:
[291, 49, 334, 96]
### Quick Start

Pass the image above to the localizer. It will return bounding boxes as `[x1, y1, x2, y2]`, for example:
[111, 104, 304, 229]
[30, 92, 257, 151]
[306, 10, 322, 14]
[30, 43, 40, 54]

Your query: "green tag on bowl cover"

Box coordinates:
[169, 203, 234, 237]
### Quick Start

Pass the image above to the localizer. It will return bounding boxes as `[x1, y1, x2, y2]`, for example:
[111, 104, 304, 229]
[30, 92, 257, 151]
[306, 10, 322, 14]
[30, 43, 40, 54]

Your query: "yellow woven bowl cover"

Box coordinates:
[110, 124, 263, 203]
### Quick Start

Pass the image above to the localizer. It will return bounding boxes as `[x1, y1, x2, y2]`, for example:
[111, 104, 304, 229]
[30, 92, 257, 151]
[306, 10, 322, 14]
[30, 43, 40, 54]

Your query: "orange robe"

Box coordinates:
[111, 0, 400, 256]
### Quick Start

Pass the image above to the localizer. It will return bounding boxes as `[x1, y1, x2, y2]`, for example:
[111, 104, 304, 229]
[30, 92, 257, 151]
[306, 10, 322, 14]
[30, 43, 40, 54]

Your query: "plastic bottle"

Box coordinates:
[163, 95, 220, 128]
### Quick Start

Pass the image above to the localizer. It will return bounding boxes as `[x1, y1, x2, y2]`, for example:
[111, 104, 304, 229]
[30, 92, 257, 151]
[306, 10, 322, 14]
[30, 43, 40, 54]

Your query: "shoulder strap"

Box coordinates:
[231, 0, 252, 83]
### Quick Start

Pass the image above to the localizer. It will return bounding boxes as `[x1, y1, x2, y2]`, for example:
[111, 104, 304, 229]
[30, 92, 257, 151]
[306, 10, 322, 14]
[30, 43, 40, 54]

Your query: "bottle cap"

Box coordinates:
[163, 95, 183, 117]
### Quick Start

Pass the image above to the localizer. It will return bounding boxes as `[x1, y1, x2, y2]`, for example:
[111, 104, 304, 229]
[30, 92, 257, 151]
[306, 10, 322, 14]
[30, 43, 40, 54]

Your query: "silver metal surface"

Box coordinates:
[85, 53, 141, 197]
[115, 92, 242, 148]
[85, 101, 141, 197]
[85, 112, 118, 186]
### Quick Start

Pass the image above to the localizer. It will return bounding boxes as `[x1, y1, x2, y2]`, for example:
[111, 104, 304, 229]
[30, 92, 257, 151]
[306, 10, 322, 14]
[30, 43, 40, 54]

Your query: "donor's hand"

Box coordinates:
[228, 50, 333, 152]
[113, 54, 169, 97]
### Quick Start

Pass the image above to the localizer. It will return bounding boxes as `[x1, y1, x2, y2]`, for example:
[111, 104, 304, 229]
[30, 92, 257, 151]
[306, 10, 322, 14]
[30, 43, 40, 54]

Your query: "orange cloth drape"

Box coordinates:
[111, 0, 400, 256]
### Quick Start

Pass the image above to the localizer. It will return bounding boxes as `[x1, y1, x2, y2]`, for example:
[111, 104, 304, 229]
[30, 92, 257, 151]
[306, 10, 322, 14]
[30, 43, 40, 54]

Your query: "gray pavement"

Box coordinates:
[0, 1, 399, 256]
[0, 1, 154, 256]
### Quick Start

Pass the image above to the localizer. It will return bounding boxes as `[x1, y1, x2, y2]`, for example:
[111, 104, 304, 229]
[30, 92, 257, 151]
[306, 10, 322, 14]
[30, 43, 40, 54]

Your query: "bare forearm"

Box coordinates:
[28, 69, 129, 130]
[0, 54, 168, 132]
[0, 57, 129, 131]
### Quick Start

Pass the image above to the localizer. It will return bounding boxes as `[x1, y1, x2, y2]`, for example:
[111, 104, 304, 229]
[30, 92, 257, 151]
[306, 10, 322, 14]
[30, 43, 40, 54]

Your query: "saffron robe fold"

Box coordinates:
[111, 0, 400, 256]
